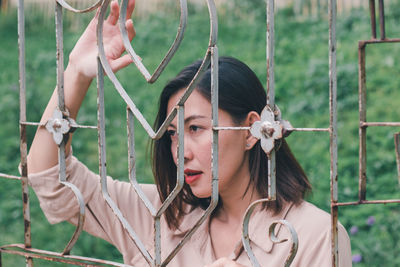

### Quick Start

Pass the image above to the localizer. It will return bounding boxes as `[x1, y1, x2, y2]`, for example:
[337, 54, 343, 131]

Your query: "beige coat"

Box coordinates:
[28, 155, 352, 266]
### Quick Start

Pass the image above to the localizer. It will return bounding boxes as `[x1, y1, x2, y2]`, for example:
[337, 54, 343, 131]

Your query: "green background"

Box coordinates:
[0, 1, 399, 266]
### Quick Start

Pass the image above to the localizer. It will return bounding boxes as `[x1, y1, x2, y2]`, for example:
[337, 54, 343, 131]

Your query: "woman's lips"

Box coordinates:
[184, 169, 202, 184]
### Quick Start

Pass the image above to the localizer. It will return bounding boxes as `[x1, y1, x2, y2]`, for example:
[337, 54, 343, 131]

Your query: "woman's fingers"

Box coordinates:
[106, 0, 135, 24]
[126, 19, 136, 41]
[110, 54, 133, 72]
[106, 0, 119, 25]
[126, 0, 135, 19]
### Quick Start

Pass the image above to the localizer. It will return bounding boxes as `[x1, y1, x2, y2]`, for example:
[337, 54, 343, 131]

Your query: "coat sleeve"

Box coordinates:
[285, 202, 352, 267]
[28, 154, 159, 261]
[295, 221, 352, 267]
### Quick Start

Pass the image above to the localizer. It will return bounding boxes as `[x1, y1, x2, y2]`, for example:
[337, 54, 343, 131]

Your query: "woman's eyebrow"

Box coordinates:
[168, 115, 209, 128]
[184, 115, 208, 124]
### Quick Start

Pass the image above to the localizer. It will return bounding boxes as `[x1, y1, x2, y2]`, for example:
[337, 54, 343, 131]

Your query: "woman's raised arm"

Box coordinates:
[27, 0, 136, 174]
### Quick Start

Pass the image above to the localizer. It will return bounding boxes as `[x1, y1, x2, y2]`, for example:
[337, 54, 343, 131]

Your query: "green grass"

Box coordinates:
[1, 3, 400, 266]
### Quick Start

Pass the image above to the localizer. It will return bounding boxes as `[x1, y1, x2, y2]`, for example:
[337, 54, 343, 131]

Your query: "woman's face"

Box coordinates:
[166, 89, 252, 199]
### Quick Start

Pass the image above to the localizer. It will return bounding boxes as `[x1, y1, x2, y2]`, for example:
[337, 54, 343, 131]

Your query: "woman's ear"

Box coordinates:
[244, 111, 260, 150]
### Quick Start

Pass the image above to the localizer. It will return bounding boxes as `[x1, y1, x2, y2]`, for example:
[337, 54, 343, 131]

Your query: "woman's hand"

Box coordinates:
[68, 0, 136, 80]
[205, 258, 247, 267]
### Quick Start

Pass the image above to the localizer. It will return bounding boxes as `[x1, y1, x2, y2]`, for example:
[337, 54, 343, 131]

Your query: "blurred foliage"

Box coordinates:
[1, 1, 400, 266]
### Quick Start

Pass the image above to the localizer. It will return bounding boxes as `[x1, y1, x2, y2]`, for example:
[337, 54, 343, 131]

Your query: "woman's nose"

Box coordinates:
[183, 137, 194, 162]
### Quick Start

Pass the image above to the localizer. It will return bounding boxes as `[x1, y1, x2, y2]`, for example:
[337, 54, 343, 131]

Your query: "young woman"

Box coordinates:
[27, 1, 351, 266]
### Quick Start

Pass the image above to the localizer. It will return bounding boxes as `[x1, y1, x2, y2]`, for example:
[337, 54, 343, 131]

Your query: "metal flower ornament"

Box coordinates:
[45, 108, 77, 145]
[250, 105, 292, 155]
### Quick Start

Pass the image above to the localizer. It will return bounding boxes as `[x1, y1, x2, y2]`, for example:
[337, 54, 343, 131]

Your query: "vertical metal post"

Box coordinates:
[358, 43, 367, 201]
[55, 2, 65, 112]
[369, 0, 377, 39]
[266, 0, 276, 200]
[127, 109, 137, 187]
[329, 0, 339, 266]
[395, 133, 400, 186]
[55, 1, 68, 185]
[154, 216, 161, 266]
[378, 0, 385, 40]
[211, 46, 219, 204]
[17, 0, 33, 265]
[97, 56, 109, 196]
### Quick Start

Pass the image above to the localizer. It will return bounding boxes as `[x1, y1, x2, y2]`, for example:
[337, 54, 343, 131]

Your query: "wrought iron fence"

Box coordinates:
[0, 0, 399, 266]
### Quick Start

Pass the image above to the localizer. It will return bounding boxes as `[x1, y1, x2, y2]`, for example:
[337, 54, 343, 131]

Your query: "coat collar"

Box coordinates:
[170, 202, 294, 257]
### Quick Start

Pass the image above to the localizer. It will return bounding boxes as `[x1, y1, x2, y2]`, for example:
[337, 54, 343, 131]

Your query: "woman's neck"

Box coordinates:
[209, 183, 261, 259]
[216, 182, 261, 223]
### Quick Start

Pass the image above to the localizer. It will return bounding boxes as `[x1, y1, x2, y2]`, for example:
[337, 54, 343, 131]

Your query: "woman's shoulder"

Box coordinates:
[286, 201, 349, 240]
[289, 201, 331, 224]
[287, 201, 334, 232]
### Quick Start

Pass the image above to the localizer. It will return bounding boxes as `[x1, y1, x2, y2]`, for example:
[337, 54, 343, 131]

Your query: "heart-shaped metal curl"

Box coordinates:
[242, 199, 299, 267]
[97, 0, 217, 141]
[96, 0, 218, 265]
[250, 105, 293, 155]
[269, 220, 299, 267]
[56, 0, 103, 13]
[119, 0, 188, 83]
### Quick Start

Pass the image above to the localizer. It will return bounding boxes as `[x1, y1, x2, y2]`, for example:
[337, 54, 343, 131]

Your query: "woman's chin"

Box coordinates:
[191, 189, 212, 199]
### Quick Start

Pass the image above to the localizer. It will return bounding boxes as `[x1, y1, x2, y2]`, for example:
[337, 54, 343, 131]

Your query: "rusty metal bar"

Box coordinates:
[328, 0, 339, 266]
[162, 1, 219, 265]
[0, 173, 21, 180]
[127, 109, 157, 216]
[17, 0, 32, 265]
[369, 0, 377, 39]
[156, 105, 184, 266]
[0, 244, 131, 267]
[214, 126, 330, 132]
[55, 2, 65, 113]
[360, 38, 400, 46]
[55, 2, 86, 255]
[378, 0, 385, 40]
[358, 42, 367, 202]
[96, 51, 153, 265]
[361, 122, 400, 127]
[334, 199, 400, 207]
[241, 1, 301, 265]
[19, 121, 97, 129]
[266, 0, 276, 200]
[96, 0, 219, 264]
[161, 52, 218, 267]
[155, 105, 185, 219]
[395, 133, 400, 186]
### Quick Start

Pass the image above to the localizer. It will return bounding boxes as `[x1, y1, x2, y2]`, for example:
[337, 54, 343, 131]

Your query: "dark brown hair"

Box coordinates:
[152, 57, 311, 230]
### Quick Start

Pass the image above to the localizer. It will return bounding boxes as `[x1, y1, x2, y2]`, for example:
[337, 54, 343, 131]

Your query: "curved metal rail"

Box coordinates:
[241, 199, 299, 267]
[96, 0, 220, 265]
[56, 0, 103, 13]
[119, 0, 187, 83]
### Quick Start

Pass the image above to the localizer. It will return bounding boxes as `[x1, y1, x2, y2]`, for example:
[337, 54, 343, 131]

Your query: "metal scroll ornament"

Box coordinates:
[242, 200, 298, 267]
[250, 105, 292, 155]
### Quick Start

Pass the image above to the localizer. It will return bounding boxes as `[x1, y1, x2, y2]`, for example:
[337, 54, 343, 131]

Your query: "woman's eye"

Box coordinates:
[189, 125, 200, 132]
[167, 129, 176, 137]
